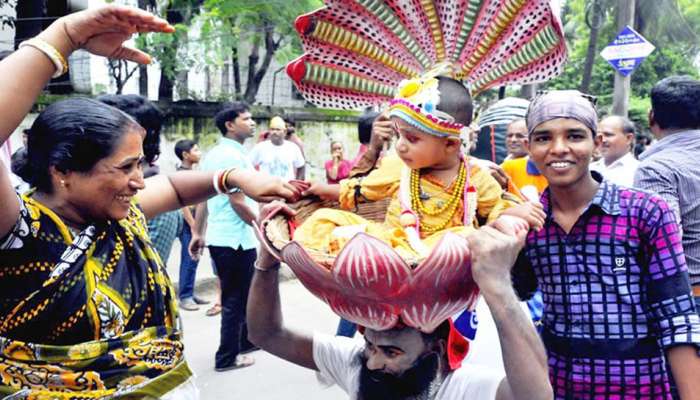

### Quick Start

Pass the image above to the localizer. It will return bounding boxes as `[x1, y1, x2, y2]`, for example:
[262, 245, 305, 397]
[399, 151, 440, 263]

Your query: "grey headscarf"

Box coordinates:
[526, 90, 598, 136]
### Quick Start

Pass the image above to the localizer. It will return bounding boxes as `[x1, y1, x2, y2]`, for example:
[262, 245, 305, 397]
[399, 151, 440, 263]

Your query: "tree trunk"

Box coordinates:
[244, 23, 278, 104]
[137, 0, 151, 97]
[138, 65, 148, 97]
[612, 0, 635, 116]
[244, 30, 261, 104]
[158, 7, 184, 101]
[159, 72, 174, 101]
[233, 48, 241, 97]
[580, 24, 600, 93]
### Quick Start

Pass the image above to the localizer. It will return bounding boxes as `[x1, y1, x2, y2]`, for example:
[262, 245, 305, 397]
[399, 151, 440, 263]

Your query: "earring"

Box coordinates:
[60, 179, 66, 188]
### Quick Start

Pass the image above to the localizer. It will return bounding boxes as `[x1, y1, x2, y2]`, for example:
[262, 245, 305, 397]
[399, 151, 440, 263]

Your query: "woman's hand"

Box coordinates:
[229, 169, 301, 203]
[47, 5, 174, 64]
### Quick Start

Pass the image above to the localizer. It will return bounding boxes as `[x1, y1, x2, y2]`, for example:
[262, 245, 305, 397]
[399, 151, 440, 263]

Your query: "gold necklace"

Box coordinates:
[409, 162, 467, 233]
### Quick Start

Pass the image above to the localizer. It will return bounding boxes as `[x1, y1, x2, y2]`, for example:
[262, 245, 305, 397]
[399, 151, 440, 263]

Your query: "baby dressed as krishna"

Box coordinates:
[297, 72, 545, 264]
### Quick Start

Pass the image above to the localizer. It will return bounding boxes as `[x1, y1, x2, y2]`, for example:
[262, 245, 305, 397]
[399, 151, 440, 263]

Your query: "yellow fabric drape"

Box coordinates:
[295, 155, 518, 260]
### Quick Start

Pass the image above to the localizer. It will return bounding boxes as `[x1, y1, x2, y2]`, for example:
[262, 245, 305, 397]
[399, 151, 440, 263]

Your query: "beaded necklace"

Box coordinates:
[409, 161, 467, 234]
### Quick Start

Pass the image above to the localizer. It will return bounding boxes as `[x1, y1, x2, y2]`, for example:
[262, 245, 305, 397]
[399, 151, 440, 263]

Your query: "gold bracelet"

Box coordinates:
[19, 38, 69, 78]
[221, 167, 240, 193]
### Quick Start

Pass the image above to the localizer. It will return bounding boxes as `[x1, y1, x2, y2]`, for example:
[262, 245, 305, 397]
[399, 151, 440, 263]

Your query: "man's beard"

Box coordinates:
[357, 351, 442, 400]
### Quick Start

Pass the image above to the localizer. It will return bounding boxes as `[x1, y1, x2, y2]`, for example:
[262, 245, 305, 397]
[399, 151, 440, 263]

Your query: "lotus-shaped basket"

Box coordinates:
[256, 200, 480, 334]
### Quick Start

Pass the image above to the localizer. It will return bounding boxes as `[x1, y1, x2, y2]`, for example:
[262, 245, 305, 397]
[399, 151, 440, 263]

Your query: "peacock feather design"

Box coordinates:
[286, 0, 567, 109]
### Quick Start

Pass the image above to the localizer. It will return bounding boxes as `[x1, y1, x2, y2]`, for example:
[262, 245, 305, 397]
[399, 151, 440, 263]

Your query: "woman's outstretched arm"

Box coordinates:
[0, 6, 172, 238]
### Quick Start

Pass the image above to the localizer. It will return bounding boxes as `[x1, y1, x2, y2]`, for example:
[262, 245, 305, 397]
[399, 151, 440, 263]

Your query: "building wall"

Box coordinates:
[0, 3, 15, 52]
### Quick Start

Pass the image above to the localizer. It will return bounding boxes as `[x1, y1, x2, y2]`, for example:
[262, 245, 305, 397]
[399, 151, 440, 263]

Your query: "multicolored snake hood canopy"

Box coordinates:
[286, 0, 568, 109]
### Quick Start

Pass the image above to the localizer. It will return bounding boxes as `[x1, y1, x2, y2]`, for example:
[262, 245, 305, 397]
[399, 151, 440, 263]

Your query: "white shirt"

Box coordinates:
[591, 152, 639, 187]
[312, 333, 503, 400]
[249, 140, 305, 181]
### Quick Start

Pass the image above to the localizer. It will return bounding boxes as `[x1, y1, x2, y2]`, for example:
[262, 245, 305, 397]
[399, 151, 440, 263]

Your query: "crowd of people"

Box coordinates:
[0, 3, 698, 400]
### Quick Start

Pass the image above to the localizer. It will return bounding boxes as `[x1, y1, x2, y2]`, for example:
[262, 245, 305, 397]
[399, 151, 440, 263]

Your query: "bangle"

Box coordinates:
[19, 38, 68, 78]
[212, 168, 240, 194]
[254, 260, 280, 272]
[212, 170, 225, 194]
[221, 167, 240, 193]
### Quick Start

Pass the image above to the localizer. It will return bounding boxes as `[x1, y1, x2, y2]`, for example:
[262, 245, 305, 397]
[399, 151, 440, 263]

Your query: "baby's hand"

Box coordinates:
[501, 202, 546, 231]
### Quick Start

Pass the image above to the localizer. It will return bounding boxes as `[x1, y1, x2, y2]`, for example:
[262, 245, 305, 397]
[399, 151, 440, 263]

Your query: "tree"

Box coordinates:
[580, 0, 613, 92]
[108, 59, 138, 94]
[136, 0, 203, 101]
[136, 0, 157, 96]
[195, 0, 321, 103]
[547, 0, 699, 113]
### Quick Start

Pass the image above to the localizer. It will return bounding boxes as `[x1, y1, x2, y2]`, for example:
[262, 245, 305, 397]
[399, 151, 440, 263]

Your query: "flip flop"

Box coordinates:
[215, 355, 255, 372]
[205, 304, 222, 317]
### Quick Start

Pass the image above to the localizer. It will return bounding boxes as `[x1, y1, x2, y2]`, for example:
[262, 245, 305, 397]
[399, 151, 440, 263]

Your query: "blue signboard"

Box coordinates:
[600, 26, 655, 77]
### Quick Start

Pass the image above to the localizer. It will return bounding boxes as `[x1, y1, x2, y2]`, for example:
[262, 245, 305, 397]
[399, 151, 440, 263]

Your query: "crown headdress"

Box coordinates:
[287, 0, 567, 139]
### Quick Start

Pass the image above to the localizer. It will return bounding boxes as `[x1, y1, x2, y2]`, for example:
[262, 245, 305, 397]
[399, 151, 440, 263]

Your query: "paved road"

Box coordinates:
[180, 279, 347, 399]
[178, 276, 527, 399]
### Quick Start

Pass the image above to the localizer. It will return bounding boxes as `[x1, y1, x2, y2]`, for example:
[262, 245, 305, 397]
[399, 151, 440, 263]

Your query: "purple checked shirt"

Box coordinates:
[513, 172, 700, 399]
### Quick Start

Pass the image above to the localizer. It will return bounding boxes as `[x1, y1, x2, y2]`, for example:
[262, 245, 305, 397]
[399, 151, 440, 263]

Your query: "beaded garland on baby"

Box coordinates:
[409, 160, 467, 234]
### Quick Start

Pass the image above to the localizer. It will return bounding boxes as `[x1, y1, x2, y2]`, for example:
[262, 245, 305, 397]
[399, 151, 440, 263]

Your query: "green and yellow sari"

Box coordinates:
[0, 192, 194, 399]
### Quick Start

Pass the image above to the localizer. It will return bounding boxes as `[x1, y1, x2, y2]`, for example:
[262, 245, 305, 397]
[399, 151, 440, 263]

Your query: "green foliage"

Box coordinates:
[545, 0, 700, 116]
[194, 0, 322, 79]
[627, 95, 651, 129]
[137, 23, 193, 80]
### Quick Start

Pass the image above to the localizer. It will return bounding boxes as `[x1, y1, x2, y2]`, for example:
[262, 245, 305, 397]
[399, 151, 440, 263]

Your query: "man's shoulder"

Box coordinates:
[253, 140, 272, 150]
[614, 184, 674, 218]
[203, 141, 247, 166]
[439, 364, 503, 399]
[500, 157, 526, 168]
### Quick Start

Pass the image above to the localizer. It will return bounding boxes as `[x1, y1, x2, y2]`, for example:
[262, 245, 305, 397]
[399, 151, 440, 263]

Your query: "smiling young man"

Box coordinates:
[512, 90, 700, 399]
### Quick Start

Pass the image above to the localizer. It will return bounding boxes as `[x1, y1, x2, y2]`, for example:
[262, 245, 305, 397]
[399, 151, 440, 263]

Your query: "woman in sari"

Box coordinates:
[0, 6, 297, 399]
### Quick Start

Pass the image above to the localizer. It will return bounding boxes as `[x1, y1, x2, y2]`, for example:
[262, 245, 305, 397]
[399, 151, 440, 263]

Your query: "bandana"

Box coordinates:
[357, 318, 469, 371]
[526, 90, 597, 136]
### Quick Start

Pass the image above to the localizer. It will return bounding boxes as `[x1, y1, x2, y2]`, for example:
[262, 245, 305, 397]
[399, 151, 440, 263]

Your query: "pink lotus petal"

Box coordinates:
[329, 294, 398, 332]
[333, 233, 412, 299]
[402, 233, 478, 332]
[281, 241, 339, 303]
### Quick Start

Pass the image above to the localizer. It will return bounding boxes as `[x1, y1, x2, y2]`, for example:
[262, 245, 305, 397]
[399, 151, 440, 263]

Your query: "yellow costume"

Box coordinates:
[295, 154, 516, 261]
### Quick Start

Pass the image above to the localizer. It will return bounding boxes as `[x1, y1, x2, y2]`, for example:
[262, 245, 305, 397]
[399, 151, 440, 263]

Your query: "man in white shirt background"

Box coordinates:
[249, 116, 306, 181]
[592, 115, 639, 187]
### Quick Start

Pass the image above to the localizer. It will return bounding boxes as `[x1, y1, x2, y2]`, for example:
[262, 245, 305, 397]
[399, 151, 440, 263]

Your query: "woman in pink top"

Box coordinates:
[324, 141, 352, 184]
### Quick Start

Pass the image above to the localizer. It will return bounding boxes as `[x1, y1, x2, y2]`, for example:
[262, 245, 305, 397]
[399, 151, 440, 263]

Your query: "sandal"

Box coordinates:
[214, 355, 255, 372]
[205, 304, 222, 317]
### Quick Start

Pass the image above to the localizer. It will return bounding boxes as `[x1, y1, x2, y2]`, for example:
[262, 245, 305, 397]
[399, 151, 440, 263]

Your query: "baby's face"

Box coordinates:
[392, 117, 454, 170]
